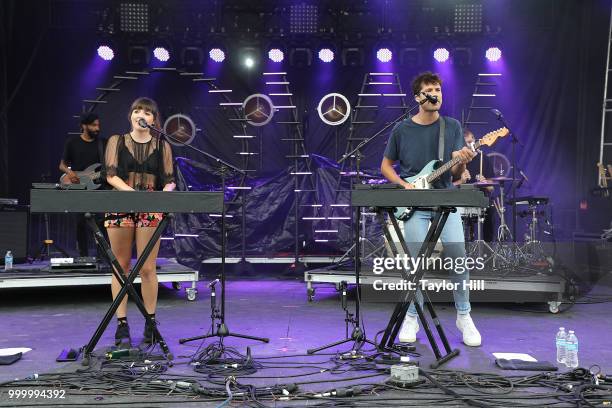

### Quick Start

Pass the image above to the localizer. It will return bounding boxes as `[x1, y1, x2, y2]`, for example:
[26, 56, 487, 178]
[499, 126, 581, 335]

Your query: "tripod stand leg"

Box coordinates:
[307, 338, 353, 354]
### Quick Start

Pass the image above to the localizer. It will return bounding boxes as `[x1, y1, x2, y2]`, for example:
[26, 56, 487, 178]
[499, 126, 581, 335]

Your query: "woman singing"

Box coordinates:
[104, 97, 175, 346]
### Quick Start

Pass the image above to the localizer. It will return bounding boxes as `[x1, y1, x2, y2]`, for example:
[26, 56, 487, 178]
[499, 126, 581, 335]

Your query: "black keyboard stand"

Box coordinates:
[375, 206, 460, 369]
[80, 212, 173, 366]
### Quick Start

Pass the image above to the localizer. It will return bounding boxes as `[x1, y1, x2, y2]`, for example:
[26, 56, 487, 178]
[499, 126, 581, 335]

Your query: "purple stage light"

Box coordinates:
[318, 48, 334, 63]
[376, 48, 392, 63]
[97, 45, 114, 61]
[268, 48, 284, 63]
[433, 48, 450, 62]
[485, 47, 502, 62]
[153, 47, 170, 62]
[209, 48, 225, 62]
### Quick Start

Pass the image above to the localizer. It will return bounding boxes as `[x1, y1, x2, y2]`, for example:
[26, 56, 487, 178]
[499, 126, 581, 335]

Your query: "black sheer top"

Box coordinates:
[105, 134, 175, 191]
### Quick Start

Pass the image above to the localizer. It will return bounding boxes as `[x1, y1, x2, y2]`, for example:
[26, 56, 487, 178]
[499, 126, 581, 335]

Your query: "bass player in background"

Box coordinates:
[58, 112, 107, 256]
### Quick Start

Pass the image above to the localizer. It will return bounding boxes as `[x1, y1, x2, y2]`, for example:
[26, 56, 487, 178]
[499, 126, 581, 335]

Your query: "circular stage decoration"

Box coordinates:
[317, 93, 351, 126]
[243, 93, 274, 127]
[486, 152, 512, 177]
[163, 114, 197, 146]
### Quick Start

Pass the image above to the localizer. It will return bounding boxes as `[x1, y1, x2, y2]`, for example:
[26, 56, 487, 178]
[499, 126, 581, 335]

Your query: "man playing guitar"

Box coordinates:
[58, 112, 106, 256]
[380, 72, 482, 347]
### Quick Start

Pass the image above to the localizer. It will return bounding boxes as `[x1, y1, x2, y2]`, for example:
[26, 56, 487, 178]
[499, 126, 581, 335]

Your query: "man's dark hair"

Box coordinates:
[80, 112, 99, 126]
[411, 71, 442, 97]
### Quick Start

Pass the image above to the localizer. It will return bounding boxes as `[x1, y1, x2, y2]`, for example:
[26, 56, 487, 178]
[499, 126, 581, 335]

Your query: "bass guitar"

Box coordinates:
[59, 163, 102, 190]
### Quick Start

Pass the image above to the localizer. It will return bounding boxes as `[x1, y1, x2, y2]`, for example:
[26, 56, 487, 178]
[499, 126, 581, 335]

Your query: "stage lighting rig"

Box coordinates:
[181, 47, 203, 67]
[119, 2, 149, 33]
[341, 47, 364, 67]
[453, 3, 483, 33]
[290, 3, 318, 34]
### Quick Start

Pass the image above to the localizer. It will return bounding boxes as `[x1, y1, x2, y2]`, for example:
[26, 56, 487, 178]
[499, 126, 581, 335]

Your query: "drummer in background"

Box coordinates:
[454, 129, 496, 242]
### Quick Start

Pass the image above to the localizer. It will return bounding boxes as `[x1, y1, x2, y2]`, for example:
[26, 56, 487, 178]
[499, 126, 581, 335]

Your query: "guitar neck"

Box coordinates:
[426, 140, 483, 183]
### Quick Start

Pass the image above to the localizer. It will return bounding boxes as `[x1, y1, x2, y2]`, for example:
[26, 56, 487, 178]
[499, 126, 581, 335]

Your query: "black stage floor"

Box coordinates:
[0, 269, 611, 407]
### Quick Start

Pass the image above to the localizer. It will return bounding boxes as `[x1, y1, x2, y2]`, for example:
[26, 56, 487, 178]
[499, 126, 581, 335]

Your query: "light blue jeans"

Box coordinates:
[403, 210, 471, 316]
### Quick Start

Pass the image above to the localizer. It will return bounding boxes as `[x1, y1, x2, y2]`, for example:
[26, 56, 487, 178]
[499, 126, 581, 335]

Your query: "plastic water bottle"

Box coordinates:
[565, 330, 579, 368]
[4, 251, 13, 271]
[555, 327, 567, 364]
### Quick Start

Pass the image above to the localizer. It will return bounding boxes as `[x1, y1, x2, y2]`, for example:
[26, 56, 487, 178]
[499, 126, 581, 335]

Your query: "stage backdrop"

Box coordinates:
[1, 0, 610, 265]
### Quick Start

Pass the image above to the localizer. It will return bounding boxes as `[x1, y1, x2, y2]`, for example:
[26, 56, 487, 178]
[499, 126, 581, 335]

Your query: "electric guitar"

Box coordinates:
[59, 163, 102, 190]
[394, 127, 509, 220]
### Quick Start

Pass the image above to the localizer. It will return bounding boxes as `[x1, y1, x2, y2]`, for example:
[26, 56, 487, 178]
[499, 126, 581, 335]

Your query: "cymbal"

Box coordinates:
[339, 171, 378, 178]
[490, 176, 518, 182]
[473, 181, 498, 187]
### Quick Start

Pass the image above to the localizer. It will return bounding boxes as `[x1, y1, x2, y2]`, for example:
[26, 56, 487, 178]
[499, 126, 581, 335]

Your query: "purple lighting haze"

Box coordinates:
[485, 47, 502, 62]
[97, 45, 114, 61]
[318, 48, 334, 63]
[209, 48, 225, 62]
[268, 48, 284, 62]
[376, 48, 392, 63]
[153, 47, 170, 62]
[433, 48, 450, 63]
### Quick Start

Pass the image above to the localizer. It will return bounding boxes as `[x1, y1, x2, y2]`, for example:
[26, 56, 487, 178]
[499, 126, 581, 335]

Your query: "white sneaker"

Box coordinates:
[456, 314, 482, 347]
[398, 315, 419, 343]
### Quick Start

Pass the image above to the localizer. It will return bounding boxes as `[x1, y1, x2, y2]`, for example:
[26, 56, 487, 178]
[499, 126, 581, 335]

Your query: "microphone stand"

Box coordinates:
[492, 112, 522, 245]
[309, 101, 422, 355]
[139, 122, 269, 347]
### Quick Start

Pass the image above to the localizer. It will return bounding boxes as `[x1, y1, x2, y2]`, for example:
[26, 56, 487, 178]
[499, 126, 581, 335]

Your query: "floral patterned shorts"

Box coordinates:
[104, 212, 164, 228]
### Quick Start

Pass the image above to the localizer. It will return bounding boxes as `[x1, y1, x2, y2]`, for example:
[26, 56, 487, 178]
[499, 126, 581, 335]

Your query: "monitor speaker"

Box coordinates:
[0, 204, 29, 263]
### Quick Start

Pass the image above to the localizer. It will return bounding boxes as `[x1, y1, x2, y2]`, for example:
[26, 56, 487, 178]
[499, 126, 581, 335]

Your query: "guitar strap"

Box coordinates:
[438, 115, 445, 161]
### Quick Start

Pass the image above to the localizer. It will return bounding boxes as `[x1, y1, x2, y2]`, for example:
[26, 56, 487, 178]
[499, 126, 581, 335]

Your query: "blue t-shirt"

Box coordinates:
[383, 116, 463, 189]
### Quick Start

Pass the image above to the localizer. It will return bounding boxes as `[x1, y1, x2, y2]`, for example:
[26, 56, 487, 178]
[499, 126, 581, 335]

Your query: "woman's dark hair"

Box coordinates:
[128, 97, 162, 129]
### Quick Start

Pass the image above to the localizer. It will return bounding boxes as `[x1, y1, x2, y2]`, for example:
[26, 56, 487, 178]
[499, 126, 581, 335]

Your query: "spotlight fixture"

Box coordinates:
[153, 47, 170, 62]
[376, 48, 393, 63]
[209, 48, 225, 62]
[318, 48, 334, 63]
[485, 47, 502, 62]
[268, 48, 284, 63]
[433, 47, 450, 63]
[97, 45, 114, 60]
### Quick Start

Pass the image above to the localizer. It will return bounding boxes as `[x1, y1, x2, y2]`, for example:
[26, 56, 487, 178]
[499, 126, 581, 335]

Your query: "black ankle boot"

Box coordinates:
[143, 317, 159, 344]
[115, 320, 131, 347]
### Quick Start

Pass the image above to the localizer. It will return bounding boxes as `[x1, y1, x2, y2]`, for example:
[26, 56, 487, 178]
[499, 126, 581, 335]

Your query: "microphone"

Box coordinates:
[491, 108, 503, 119]
[421, 92, 438, 104]
[137, 118, 149, 129]
[207, 278, 220, 288]
[519, 169, 529, 183]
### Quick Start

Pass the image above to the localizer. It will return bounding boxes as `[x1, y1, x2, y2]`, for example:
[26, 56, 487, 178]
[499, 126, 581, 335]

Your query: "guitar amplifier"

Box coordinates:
[0, 203, 29, 264]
